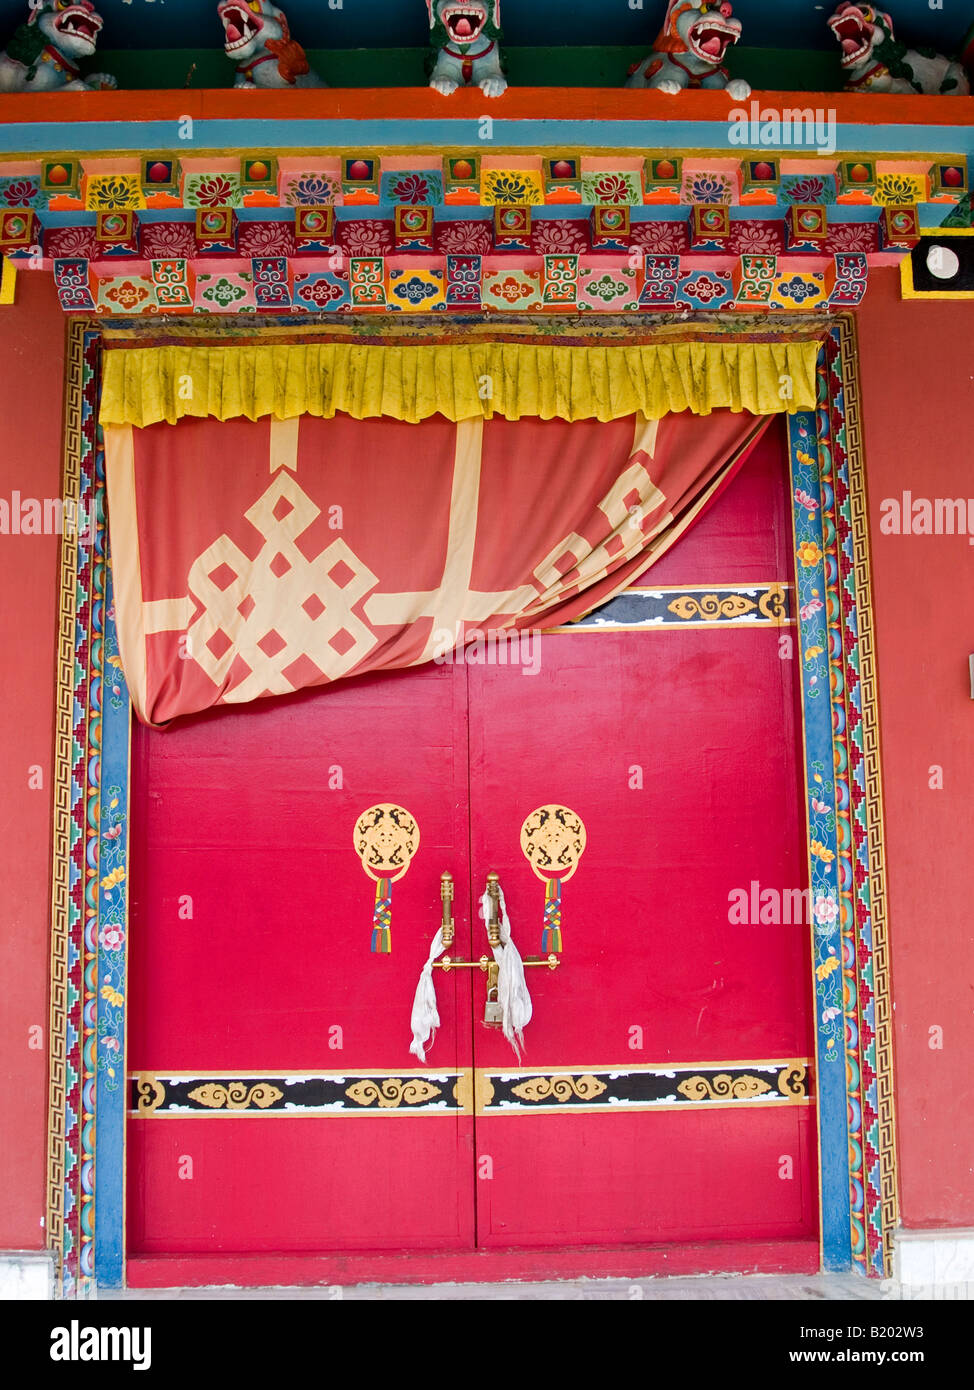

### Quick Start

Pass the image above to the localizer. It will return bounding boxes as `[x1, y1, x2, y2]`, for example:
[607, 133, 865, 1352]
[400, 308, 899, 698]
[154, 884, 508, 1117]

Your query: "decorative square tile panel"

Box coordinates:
[482, 170, 545, 206]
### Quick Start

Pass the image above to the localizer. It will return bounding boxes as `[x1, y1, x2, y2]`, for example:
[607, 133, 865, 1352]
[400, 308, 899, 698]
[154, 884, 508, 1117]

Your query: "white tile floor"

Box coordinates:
[103, 1273, 884, 1301]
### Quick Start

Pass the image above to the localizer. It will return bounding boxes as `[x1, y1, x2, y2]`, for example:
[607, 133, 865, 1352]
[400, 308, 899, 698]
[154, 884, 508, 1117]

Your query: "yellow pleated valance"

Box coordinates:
[98, 340, 821, 428]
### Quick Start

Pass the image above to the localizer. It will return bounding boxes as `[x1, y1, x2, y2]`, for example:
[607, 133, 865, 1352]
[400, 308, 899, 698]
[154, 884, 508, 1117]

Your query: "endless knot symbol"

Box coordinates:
[186, 471, 379, 703]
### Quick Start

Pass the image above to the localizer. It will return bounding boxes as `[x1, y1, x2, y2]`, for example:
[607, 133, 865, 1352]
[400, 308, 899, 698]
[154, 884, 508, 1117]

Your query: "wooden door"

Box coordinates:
[126, 661, 478, 1255]
[126, 417, 817, 1268]
[466, 418, 818, 1251]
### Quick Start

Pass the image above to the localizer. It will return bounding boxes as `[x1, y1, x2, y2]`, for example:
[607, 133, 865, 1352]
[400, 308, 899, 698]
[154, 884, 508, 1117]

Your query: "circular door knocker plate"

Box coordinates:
[520, 804, 586, 953]
[353, 803, 420, 953]
[354, 802, 420, 882]
[520, 804, 586, 882]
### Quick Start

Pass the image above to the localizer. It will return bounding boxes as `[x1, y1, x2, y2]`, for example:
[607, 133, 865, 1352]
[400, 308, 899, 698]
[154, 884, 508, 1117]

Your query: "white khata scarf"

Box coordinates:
[408, 886, 532, 1062]
[482, 882, 532, 1059]
[409, 927, 445, 1063]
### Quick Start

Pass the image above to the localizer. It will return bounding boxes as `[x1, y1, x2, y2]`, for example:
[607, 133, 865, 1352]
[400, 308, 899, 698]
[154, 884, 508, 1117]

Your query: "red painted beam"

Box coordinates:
[126, 1239, 822, 1289]
[0, 87, 970, 129]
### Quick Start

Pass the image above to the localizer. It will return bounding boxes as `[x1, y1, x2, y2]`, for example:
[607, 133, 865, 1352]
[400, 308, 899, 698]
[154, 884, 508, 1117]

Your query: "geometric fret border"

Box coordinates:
[48, 313, 895, 1293]
[48, 323, 131, 1298]
[47, 319, 90, 1302]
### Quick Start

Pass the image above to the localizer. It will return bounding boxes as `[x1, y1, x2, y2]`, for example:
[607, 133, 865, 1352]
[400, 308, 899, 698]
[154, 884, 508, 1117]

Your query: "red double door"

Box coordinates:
[127, 424, 818, 1279]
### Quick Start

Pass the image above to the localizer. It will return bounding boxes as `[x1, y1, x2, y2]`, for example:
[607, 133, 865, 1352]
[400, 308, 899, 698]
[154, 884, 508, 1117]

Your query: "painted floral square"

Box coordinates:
[782, 175, 837, 206]
[46, 224, 98, 260]
[823, 223, 877, 255]
[482, 171, 545, 206]
[680, 173, 731, 206]
[85, 175, 145, 213]
[380, 171, 444, 206]
[580, 172, 642, 206]
[239, 221, 297, 257]
[531, 220, 589, 255]
[727, 221, 786, 256]
[140, 221, 197, 259]
[629, 221, 688, 255]
[338, 219, 394, 256]
[875, 174, 925, 207]
[434, 220, 493, 256]
[281, 174, 342, 207]
[0, 177, 40, 209]
[184, 173, 243, 209]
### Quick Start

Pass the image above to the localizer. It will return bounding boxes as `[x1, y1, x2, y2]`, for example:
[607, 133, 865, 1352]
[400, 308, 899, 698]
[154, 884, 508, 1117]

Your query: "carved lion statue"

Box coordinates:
[218, 1, 324, 88]
[0, 1, 116, 92]
[427, 1, 507, 98]
[626, 0, 751, 100]
[827, 4, 969, 94]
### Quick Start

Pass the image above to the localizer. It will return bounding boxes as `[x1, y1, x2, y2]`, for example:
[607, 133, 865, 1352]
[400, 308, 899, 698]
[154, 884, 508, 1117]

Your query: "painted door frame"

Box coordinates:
[45, 313, 897, 1294]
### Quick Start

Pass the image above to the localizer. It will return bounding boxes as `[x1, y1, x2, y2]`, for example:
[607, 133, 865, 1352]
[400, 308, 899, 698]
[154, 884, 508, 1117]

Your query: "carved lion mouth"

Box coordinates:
[687, 18, 740, 65]
[219, 4, 265, 54]
[54, 7, 102, 51]
[828, 6, 876, 67]
[440, 4, 488, 43]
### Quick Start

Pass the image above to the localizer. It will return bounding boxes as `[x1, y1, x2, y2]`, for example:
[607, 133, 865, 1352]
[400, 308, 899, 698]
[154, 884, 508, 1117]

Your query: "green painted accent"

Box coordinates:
[88, 46, 845, 93]
[942, 191, 973, 228]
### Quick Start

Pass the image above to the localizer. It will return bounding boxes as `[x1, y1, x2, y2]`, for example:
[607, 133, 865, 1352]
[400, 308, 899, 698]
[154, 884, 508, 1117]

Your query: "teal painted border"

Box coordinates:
[787, 406, 851, 1273]
[92, 537, 131, 1290]
[2, 116, 973, 158]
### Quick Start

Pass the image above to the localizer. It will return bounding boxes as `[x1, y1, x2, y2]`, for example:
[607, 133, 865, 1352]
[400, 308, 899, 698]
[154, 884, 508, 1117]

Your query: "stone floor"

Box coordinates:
[103, 1273, 884, 1301]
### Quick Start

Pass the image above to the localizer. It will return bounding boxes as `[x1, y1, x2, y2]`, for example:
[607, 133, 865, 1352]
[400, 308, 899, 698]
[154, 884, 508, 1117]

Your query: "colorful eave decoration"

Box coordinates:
[0, 148, 965, 317]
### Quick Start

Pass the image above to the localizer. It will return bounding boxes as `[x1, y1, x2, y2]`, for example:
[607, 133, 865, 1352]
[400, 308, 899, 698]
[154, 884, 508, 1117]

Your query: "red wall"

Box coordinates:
[0, 268, 971, 1254]
[0, 272, 64, 1250]
[857, 270, 974, 1229]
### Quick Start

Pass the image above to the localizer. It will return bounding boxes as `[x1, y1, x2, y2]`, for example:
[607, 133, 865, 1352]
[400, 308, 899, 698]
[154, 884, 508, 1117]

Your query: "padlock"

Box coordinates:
[484, 961, 503, 1027]
[484, 997, 504, 1027]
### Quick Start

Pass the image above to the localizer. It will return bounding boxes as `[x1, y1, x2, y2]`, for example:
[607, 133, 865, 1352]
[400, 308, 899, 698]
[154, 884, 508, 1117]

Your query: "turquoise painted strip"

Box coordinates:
[789, 407, 852, 1274]
[1, 117, 972, 157]
[93, 436, 131, 1292]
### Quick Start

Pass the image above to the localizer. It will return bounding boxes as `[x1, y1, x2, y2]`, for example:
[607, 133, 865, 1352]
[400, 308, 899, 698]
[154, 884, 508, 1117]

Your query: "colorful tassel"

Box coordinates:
[542, 877, 562, 954]
[371, 877, 392, 953]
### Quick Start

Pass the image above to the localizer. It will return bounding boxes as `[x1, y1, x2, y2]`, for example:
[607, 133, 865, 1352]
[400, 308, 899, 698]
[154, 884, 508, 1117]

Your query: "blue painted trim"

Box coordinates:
[92, 427, 132, 1292]
[2, 116, 972, 158]
[788, 407, 852, 1274]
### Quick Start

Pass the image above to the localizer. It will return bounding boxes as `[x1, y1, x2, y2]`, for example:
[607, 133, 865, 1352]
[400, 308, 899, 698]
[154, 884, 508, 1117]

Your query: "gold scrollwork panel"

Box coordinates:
[677, 1074, 772, 1102]
[510, 1074, 608, 1103]
[345, 1078, 443, 1109]
[187, 1082, 284, 1111]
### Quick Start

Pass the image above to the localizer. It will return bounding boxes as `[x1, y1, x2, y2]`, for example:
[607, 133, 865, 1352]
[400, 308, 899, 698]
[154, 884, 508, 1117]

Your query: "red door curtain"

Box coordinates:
[104, 409, 771, 727]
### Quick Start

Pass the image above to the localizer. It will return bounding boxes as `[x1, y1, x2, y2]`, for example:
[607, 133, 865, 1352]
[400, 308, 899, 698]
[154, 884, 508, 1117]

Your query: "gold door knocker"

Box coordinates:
[520, 805, 586, 953]
[353, 803, 420, 953]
